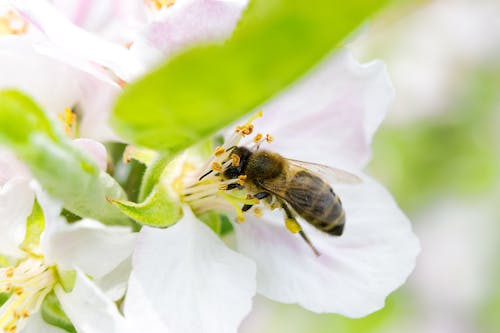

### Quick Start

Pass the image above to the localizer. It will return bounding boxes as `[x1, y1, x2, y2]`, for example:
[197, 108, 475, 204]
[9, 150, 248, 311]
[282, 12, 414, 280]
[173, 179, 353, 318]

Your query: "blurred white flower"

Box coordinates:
[4, 0, 248, 140]
[123, 50, 420, 332]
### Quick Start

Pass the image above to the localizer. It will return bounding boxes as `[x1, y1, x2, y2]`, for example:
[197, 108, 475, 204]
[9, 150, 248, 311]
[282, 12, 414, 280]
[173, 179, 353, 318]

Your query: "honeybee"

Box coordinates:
[222, 146, 361, 256]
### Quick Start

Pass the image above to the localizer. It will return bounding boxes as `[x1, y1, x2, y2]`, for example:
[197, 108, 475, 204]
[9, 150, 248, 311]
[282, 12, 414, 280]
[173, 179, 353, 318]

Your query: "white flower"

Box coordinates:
[124, 50, 420, 332]
[0, 139, 135, 333]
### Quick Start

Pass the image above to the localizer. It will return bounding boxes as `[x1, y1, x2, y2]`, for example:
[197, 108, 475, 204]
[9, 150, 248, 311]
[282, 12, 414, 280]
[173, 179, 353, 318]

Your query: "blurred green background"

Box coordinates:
[241, 0, 500, 332]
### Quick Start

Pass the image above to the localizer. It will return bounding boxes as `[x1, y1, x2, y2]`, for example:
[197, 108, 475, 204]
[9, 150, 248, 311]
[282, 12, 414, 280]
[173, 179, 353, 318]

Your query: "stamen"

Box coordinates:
[0, 10, 27, 36]
[253, 133, 263, 143]
[57, 107, 77, 137]
[230, 154, 240, 167]
[6, 267, 14, 279]
[211, 161, 223, 172]
[253, 207, 263, 217]
[237, 175, 247, 186]
[213, 146, 225, 157]
[146, 0, 176, 10]
[265, 134, 274, 143]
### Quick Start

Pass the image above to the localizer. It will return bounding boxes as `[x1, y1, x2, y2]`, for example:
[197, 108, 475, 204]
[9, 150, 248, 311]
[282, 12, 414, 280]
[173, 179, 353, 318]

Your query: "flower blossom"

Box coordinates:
[0, 173, 136, 333]
[123, 51, 420, 332]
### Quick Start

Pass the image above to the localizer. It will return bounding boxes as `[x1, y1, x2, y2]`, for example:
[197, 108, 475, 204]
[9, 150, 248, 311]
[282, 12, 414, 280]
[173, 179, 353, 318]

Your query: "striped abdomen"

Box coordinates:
[285, 171, 345, 236]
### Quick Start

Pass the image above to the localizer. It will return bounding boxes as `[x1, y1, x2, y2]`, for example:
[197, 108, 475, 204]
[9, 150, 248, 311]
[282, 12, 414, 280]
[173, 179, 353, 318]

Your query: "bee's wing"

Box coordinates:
[287, 159, 362, 185]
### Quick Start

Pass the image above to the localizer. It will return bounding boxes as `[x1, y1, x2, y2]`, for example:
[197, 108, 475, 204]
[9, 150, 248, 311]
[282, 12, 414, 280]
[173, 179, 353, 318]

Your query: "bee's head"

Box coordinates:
[223, 146, 252, 179]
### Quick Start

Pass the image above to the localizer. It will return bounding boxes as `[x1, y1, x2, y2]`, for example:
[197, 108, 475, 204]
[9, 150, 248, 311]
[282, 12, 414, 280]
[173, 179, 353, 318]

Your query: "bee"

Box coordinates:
[221, 146, 361, 256]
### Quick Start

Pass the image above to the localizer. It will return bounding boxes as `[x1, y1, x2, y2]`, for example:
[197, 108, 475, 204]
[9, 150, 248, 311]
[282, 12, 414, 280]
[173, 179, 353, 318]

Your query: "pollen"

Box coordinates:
[235, 124, 254, 136]
[211, 161, 223, 172]
[230, 153, 240, 167]
[6, 267, 14, 278]
[265, 134, 274, 143]
[285, 218, 302, 234]
[213, 146, 225, 157]
[13, 287, 23, 296]
[0, 10, 27, 36]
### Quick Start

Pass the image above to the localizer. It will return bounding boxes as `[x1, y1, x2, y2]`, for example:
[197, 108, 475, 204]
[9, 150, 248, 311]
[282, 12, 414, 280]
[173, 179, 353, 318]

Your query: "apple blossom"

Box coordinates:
[123, 50, 420, 332]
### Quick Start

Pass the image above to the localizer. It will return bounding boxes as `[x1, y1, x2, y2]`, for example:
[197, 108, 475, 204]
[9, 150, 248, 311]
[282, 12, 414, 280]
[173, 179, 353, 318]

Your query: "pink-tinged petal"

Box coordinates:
[44, 219, 136, 279]
[72, 138, 108, 171]
[56, 270, 129, 333]
[245, 50, 394, 170]
[0, 36, 81, 116]
[234, 175, 419, 317]
[0, 148, 30, 186]
[125, 207, 256, 333]
[76, 75, 122, 141]
[11, 0, 145, 81]
[0, 178, 34, 257]
[130, 0, 248, 66]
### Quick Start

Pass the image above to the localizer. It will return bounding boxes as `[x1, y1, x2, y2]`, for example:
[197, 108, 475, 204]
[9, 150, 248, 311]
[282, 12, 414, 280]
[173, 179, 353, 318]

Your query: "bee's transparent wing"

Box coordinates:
[287, 159, 362, 185]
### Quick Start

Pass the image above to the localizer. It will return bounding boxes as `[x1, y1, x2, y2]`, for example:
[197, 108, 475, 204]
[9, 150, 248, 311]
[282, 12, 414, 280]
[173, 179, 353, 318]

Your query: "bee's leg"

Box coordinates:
[226, 183, 244, 191]
[242, 192, 269, 212]
[281, 202, 321, 257]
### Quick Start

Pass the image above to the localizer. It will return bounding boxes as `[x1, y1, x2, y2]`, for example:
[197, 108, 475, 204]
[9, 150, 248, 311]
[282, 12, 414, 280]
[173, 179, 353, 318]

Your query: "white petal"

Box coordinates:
[56, 269, 129, 333]
[125, 207, 256, 333]
[0, 36, 81, 116]
[72, 138, 108, 171]
[11, 0, 145, 81]
[130, 0, 248, 67]
[0, 178, 34, 257]
[235, 175, 419, 317]
[44, 219, 136, 279]
[20, 311, 67, 333]
[95, 257, 132, 302]
[246, 50, 394, 170]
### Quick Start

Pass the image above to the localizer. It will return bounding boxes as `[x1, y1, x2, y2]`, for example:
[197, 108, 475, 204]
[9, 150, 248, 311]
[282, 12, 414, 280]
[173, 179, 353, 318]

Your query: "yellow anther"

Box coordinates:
[1, 283, 12, 293]
[0, 10, 27, 36]
[213, 146, 225, 157]
[235, 124, 254, 136]
[253, 133, 263, 143]
[285, 218, 301, 234]
[253, 207, 263, 217]
[20, 310, 29, 318]
[13, 287, 23, 296]
[237, 175, 247, 185]
[236, 215, 245, 223]
[265, 134, 274, 143]
[58, 107, 77, 137]
[146, 0, 176, 10]
[211, 161, 223, 172]
[6, 267, 14, 278]
[231, 153, 240, 167]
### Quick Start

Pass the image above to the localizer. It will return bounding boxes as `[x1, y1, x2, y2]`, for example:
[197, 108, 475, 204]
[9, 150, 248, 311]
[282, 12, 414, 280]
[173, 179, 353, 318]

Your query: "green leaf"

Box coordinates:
[20, 199, 44, 254]
[112, 0, 389, 152]
[41, 291, 77, 333]
[0, 90, 129, 225]
[108, 155, 187, 227]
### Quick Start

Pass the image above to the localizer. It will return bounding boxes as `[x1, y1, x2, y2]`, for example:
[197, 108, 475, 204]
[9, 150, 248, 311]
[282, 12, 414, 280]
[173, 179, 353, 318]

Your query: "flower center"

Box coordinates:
[57, 107, 78, 138]
[0, 258, 57, 333]
[0, 10, 27, 36]
[145, 0, 176, 10]
[180, 112, 276, 222]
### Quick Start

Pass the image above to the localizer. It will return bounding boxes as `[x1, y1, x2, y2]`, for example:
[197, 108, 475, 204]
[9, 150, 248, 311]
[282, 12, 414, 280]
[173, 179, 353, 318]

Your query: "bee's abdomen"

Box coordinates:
[286, 171, 345, 236]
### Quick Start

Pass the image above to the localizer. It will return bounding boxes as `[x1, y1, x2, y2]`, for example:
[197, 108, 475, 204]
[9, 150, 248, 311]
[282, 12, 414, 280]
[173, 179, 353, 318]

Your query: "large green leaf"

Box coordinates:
[0, 90, 129, 225]
[112, 0, 389, 152]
